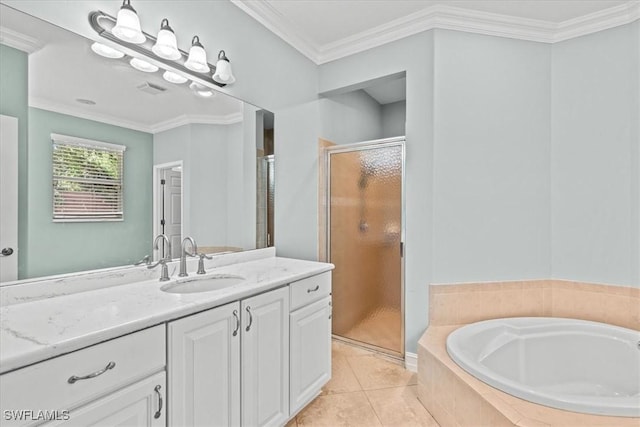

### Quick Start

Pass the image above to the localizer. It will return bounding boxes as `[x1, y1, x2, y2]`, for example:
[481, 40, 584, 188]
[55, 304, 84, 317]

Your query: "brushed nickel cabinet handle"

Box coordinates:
[154, 385, 163, 419]
[232, 310, 240, 336]
[307, 285, 320, 293]
[68, 361, 116, 384]
[245, 306, 253, 332]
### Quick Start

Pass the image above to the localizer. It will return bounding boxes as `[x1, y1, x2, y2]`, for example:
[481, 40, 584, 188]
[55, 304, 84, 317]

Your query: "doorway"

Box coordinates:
[325, 137, 405, 357]
[153, 162, 183, 260]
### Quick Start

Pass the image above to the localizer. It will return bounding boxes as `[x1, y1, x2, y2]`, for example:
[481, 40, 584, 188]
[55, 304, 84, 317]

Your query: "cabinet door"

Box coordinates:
[168, 301, 241, 427]
[290, 296, 332, 415]
[241, 287, 289, 427]
[48, 371, 166, 427]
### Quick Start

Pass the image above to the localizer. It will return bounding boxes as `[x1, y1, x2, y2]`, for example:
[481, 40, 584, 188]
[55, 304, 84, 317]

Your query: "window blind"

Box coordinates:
[52, 134, 126, 222]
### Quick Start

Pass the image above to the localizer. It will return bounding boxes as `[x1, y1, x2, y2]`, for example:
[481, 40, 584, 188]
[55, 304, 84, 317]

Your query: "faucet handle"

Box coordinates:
[197, 253, 213, 275]
[148, 258, 171, 281]
[134, 255, 151, 266]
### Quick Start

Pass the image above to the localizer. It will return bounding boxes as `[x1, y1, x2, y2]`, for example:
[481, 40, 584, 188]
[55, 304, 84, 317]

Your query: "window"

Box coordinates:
[52, 134, 126, 222]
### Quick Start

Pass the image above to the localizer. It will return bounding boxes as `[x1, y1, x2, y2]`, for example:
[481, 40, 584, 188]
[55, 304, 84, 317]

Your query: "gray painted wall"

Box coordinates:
[432, 30, 552, 283]
[381, 101, 406, 139]
[551, 22, 640, 286]
[153, 121, 250, 250]
[320, 32, 436, 353]
[320, 90, 383, 144]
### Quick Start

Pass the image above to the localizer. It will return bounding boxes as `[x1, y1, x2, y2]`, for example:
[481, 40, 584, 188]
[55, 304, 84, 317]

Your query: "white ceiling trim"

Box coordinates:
[30, 97, 244, 134]
[0, 27, 43, 54]
[149, 112, 244, 134]
[232, 1, 640, 64]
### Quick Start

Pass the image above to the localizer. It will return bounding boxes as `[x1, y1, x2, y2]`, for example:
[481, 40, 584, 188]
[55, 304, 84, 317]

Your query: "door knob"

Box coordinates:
[1, 248, 14, 257]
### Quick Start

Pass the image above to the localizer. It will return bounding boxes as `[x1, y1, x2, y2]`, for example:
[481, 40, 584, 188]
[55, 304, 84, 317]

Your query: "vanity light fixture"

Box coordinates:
[184, 36, 210, 73]
[111, 0, 145, 44]
[151, 19, 181, 60]
[89, 2, 235, 97]
[212, 50, 235, 85]
[163, 70, 188, 84]
[91, 42, 124, 59]
[130, 57, 159, 73]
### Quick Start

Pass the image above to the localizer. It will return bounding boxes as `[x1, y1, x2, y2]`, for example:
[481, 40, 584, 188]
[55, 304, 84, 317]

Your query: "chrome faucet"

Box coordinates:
[179, 237, 198, 277]
[148, 234, 171, 281]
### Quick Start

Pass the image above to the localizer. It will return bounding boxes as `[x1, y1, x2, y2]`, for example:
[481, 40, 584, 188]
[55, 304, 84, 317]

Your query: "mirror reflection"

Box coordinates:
[0, 4, 275, 281]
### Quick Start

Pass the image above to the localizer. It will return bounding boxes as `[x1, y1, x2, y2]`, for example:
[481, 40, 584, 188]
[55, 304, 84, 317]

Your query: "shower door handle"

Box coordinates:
[400, 242, 404, 257]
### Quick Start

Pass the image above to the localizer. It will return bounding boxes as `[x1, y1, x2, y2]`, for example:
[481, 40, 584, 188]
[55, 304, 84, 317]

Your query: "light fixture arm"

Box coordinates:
[89, 10, 226, 88]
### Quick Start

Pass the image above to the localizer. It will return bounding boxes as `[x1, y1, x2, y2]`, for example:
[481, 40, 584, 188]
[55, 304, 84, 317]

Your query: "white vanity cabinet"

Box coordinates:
[49, 371, 166, 427]
[168, 285, 290, 427]
[288, 273, 332, 416]
[168, 301, 241, 426]
[0, 325, 166, 427]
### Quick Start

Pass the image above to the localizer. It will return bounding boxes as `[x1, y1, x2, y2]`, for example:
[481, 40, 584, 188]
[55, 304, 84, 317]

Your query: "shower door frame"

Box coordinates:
[324, 136, 406, 358]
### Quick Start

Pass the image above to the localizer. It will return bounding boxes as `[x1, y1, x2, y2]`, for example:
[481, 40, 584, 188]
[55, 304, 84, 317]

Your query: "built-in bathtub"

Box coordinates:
[446, 317, 640, 418]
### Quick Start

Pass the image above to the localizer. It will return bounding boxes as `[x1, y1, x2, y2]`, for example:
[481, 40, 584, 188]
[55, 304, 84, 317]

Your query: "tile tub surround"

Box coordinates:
[0, 255, 333, 374]
[429, 280, 639, 331]
[417, 326, 640, 427]
[0, 247, 276, 306]
[420, 280, 639, 426]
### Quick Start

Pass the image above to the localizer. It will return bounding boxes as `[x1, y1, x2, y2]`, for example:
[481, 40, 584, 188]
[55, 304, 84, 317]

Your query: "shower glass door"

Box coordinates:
[327, 138, 404, 356]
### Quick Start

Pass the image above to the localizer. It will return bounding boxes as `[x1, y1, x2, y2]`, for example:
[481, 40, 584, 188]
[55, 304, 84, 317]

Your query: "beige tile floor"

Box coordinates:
[287, 340, 440, 427]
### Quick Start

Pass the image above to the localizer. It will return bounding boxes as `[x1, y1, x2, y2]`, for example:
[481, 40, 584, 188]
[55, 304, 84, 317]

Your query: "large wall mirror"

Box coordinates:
[0, 4, 275, 281]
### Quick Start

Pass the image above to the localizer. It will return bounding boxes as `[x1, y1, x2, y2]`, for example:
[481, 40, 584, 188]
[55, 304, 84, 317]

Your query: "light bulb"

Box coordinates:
[152, 19, 181, 60]
[112, 0, 146, 44]
[189, 82, 214, 98]
[163, 70, 188, 84]
[130, 58, 159, 73]
[212, 50, 235, 84]
[184, 36, 210, 73]
[91, 42, 124, 59]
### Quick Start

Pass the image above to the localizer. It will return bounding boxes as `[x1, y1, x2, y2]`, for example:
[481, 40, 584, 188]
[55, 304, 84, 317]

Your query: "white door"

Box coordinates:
[49, 371, 166, 427]
[168, 301, 241, 427]
[160, 168, 182, 259]
[289, 296, 332, 415]
[241, 287, 289, 427]
[0, 115, 18, 282]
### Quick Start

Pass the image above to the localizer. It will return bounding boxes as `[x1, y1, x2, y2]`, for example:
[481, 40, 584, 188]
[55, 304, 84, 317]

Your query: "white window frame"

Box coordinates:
[51, 133, 126, 223]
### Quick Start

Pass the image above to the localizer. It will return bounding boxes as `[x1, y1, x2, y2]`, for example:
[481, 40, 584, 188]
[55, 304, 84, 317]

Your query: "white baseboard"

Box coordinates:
[405, 351, 417, 372]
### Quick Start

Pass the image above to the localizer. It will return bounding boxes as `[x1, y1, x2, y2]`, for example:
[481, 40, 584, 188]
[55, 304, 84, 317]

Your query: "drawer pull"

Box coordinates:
[245, 306, 253, 332]
[232, 310, 240, 336]
[67, 361, 116, 384]
[307, 285, 320, 293]
[154, 385, 163, 419]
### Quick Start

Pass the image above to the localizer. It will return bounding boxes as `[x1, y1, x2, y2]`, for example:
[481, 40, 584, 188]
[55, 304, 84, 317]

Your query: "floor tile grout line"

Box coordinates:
[362, 387, 385, 426]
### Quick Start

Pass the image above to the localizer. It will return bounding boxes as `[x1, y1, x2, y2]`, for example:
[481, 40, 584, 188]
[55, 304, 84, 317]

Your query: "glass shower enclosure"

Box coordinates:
[325, 137, 404, 357]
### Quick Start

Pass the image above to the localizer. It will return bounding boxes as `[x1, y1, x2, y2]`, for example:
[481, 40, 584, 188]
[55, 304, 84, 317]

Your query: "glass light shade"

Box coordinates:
[163, 70, 188, 84]
[112, 1, 146, 44]
[189, 82, 214, 98]
[91, 42, 124, 59]
[212, 51, 235, 84]
[184, 36, 210, 73]
[130, 57, 159, 73]
[152, 19, 181, 60]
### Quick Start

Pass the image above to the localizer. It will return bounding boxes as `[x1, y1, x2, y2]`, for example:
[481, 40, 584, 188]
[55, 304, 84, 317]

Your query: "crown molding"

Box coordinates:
[149, 112, 243, 134]
[30, 97, 243, 134]
[230, 0, 318, 61]
[232, 1, 640, 65]
[0, 27, 43, 53]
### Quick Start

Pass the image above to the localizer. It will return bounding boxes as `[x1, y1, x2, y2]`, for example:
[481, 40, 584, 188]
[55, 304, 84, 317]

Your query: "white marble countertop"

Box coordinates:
[0, 256, 333, 374]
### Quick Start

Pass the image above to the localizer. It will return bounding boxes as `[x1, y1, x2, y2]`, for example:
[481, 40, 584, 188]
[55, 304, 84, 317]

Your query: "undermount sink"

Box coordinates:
[161, 275, 245, 294]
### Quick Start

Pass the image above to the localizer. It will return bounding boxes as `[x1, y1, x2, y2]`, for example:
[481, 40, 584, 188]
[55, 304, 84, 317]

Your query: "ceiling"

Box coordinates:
[233, 0, 639, 64]
[0, 4, 244, 134]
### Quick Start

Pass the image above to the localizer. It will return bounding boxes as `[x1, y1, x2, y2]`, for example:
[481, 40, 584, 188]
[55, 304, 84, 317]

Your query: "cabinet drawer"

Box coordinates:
[289, 272, 331, 311]
[0, 325, 165, 426]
